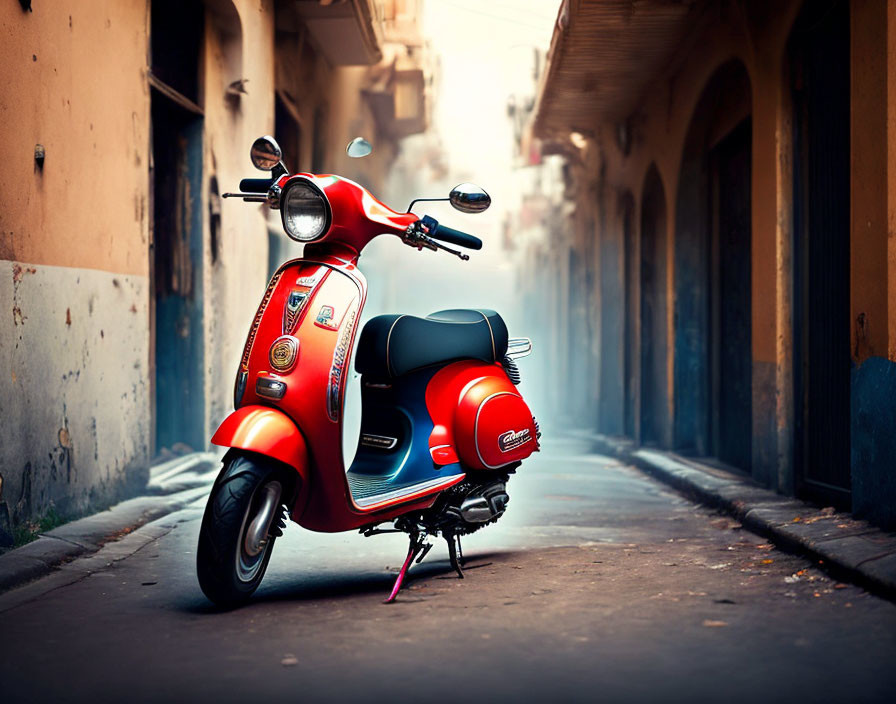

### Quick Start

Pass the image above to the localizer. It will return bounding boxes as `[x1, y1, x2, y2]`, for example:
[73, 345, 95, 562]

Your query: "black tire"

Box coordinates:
[196, 453, 293, 608]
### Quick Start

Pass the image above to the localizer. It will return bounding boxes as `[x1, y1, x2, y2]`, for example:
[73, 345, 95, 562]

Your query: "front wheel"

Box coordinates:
[196, 453, 293, 608]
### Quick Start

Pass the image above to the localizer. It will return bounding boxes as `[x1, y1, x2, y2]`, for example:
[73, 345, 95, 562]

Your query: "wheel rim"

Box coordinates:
[235, 480, 283, 584]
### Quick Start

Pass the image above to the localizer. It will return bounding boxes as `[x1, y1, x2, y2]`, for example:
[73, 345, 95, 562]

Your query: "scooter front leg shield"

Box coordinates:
[211, 405, 309, 484]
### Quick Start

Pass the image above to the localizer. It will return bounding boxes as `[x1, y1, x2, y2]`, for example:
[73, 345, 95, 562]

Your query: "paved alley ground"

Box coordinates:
[1, 437, 894, 703]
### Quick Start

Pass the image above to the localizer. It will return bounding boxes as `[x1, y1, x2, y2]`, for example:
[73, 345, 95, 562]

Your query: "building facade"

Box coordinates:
[529, 0, 896, 528]
[0, 0, 429, 545]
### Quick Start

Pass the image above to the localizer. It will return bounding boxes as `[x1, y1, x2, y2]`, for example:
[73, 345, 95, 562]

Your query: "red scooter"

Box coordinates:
[196, 136, 540, 607]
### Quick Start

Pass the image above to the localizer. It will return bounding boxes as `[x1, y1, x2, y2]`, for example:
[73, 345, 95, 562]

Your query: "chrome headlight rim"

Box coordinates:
[279, 177, 332, 243]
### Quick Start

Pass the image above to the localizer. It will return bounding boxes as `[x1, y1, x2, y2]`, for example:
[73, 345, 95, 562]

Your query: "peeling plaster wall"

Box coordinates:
[0, 263, 150, 542]
[0, 2, 151, 543]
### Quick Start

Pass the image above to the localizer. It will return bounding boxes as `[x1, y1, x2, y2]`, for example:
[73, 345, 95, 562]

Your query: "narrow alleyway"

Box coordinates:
[1, 437, 893, 703]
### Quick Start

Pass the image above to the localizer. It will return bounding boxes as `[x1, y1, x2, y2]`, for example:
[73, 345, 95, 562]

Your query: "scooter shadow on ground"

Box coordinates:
[180, 550, 518, 613]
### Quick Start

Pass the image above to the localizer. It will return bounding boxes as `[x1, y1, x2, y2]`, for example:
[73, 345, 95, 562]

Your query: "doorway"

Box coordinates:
[790, 0, 851, 505]
[640, 166, 667, 446]
[622, 194, 638, 438]
[673, 60, 752, 464]
[150, 0, 205, 453]
[710, 119, 752, 471]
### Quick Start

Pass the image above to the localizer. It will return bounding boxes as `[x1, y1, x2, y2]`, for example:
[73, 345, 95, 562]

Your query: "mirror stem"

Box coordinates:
[406, 197, 449, 213]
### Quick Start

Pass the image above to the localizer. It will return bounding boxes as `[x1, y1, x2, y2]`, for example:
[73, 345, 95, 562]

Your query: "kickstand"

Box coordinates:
[446, 533, 465, 579]
[384, 531, 426, 604]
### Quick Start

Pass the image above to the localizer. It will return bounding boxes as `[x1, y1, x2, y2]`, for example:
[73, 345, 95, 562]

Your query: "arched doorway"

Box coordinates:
[673, 60, 753, 471]
[640, 166, 667, 446]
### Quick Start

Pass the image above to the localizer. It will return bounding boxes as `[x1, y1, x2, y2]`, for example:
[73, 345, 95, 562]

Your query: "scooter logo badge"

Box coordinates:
[498, 428, 532, 453]
[283, 289, 309, 333]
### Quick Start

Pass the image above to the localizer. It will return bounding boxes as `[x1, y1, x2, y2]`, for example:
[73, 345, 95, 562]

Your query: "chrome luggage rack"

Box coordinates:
[506, 337, 532, 359]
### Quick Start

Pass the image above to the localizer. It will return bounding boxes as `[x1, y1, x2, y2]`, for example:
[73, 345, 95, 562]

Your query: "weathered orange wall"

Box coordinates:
[890, 1, 896, 362]
[850, 0, 889, 364]
[0, 2, 150, 277]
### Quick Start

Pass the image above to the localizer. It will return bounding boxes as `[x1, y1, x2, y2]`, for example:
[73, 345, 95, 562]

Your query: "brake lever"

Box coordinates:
[428, 238, 470, 261]
[403, 222, 470, 261]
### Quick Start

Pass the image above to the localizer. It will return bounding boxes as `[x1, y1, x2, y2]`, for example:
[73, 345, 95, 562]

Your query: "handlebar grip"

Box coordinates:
[422, 216, 482, 250]
[239, 178, 273, 193]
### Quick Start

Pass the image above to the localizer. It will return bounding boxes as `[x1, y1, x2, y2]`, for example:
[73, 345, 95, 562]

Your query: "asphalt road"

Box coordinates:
[1, 437, 894, 703]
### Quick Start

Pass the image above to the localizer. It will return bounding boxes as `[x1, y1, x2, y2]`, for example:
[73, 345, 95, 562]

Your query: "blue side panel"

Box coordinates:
[346, 366, 462, 500]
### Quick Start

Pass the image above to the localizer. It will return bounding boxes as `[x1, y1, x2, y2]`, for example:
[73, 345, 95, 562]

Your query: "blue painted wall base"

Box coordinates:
[851, 356, 896, 530]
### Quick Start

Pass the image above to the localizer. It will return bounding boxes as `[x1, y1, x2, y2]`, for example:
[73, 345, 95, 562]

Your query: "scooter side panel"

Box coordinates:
[347, 367, 466, 510]
[425, 360, 539, 470]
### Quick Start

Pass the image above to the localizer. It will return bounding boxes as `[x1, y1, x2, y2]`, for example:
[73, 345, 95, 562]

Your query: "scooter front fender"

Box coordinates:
[211, 406, 309, 485]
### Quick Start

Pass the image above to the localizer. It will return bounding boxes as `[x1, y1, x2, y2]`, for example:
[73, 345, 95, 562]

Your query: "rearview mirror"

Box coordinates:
[449, 183, 491, 214]
[250, 135, 282, 171]
[346, 137, 372, 158]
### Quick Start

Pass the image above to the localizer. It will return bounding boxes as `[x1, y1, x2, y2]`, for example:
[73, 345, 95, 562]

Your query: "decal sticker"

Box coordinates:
[326, 305, 358, 422]
[498, 428, 532, 453]
[315, 304, 343, 330]
[241, 271, 282, 371]
[282, 289, 309, 334]
[296, 267, 326, 288]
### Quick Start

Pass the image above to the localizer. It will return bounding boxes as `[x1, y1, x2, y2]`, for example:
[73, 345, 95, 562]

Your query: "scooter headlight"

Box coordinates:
[281, 179, 331, 242]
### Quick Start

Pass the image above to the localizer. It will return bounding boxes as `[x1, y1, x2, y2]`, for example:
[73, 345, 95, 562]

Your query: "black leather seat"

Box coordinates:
[355, 309, 509, 378]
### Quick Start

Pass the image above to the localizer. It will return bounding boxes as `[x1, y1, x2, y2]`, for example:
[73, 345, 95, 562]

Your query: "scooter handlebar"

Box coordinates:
[420, 215, 482, 251]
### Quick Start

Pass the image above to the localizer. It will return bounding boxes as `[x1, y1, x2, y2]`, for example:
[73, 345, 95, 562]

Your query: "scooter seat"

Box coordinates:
[355, 308, 509, 378]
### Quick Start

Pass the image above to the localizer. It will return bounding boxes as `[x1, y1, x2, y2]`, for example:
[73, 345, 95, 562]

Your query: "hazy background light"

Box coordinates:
[343, 0, 561, 460]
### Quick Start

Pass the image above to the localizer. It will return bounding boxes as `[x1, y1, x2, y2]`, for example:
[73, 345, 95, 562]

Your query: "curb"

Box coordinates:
[582, 432, 896, 601]
[0, 453, 219, 594]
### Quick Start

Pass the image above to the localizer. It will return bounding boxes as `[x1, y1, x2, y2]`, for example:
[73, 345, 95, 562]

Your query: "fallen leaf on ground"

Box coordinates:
[761, 559, 774, 564]
[834, 583, 847, 590]
[702, 620, 728, 627]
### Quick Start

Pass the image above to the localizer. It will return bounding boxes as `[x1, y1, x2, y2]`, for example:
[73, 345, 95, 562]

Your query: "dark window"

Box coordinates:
[151, 0, 204, 103]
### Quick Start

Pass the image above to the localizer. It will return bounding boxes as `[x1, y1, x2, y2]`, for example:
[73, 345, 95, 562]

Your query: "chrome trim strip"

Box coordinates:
[384, 314, 406, 377]
[475, 309, 496, 359]
[352, 474, 465, 508]
[360, 433, 398, 450]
